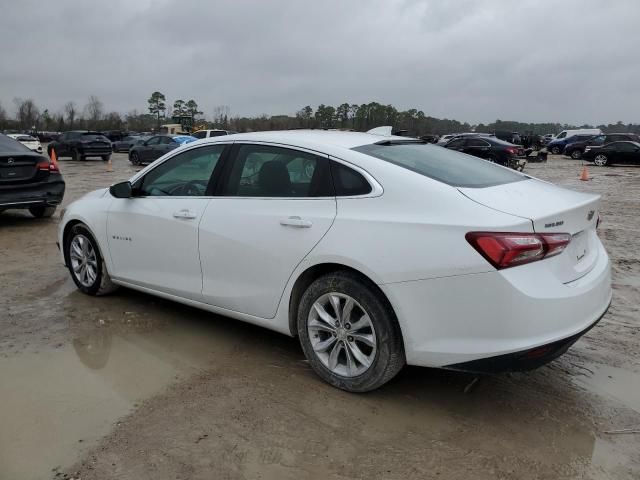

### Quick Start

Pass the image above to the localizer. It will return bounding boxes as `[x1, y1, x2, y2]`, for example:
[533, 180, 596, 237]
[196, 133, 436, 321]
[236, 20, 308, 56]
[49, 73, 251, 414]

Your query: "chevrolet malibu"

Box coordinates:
[58, 131, 611, 392]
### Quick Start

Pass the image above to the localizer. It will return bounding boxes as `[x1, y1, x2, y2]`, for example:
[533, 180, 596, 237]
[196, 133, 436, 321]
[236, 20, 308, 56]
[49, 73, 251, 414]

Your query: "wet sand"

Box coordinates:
[0, 153, 638, 479]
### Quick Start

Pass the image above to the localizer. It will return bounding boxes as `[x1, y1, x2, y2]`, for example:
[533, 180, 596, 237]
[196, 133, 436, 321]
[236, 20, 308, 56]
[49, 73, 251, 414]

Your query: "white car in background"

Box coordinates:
[6, 133, 43, 154]
[58, 130, 612, 392]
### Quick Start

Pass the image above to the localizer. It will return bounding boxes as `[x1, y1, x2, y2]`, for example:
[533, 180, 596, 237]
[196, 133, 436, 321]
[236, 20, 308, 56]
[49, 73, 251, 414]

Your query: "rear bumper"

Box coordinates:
[381, 238, 612, 368]
[0, 177, 65, 209]
[445, 300, 609, 372]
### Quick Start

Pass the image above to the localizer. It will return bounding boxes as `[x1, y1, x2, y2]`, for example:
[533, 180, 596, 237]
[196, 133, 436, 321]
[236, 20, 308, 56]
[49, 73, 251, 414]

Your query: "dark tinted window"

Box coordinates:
[466, 138, 490, 147]
[331, 162, 372, 196]
[192, 131, 207, 139]
[139, 145, 225, 196]
[353, 142, 526, 188]
[0, 134, 32, 153]
[209, 131, 227, 137]
[146, 136, 161, 145]
[223, 144, 332, 197]
[161, 137, 174, 145]
[615, 142, 639, 152]
[446, 138, 465, 148]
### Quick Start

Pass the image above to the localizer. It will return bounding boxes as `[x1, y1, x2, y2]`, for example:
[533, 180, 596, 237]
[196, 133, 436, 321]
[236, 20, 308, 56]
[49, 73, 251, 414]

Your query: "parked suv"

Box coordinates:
[546, 134, 595, 155]
[564, 133, 640, 159]
[48, 131, 112, 161]
[0, 133, 64, 217]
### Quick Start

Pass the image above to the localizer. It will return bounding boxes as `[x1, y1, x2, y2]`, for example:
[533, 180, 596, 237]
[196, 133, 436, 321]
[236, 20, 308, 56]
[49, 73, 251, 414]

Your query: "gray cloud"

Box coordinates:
[1, 0, 638, 125]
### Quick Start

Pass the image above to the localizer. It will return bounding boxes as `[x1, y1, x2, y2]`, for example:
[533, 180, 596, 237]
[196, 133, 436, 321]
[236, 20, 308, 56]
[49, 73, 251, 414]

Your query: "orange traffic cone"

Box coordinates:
[580, 165, 589, 181]
[106, 156, 113, 172]
[49, 148, 60, 170]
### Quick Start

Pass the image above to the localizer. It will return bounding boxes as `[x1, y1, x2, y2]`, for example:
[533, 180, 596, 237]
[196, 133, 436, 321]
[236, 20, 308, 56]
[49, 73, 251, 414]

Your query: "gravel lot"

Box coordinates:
[0, 151, 639, 480]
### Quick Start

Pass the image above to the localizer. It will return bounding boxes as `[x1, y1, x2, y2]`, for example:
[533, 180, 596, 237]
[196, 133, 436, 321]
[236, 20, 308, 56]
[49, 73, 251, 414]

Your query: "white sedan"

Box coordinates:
[6, 133, 43, 154]
[58, 130, 611, 392]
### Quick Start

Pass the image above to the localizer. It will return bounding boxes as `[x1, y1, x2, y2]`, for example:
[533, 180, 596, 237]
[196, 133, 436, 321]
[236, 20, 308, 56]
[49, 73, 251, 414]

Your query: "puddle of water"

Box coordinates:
[0, 317, 234, 480]
[573, 363, 640, 415]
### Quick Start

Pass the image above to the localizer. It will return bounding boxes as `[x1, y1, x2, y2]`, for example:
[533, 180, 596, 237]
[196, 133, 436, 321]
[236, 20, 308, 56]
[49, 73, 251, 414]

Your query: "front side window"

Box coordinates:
[138, 145, 225, 196]
[146, 136, 161, 146]
[353, 142, 526, 188]
[222, 144, 332, 197]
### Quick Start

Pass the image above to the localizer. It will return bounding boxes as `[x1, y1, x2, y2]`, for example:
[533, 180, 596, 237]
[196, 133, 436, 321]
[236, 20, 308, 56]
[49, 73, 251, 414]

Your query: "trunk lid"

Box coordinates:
[459, 178, 601, 282]
[0, 154, 42, 184]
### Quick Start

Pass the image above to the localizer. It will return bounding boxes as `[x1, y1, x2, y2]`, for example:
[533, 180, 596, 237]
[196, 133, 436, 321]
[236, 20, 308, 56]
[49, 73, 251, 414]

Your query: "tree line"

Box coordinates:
[2, 93, 640, 137]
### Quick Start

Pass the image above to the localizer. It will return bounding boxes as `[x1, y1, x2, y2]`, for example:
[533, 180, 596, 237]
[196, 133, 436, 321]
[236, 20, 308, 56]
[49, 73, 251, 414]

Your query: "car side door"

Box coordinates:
[56, 133, 70, 155]
[140, 136, 161, 161]
[198, 143, 337, 318]
[463, 138, 491, 159]
[106, 143, 229, 299]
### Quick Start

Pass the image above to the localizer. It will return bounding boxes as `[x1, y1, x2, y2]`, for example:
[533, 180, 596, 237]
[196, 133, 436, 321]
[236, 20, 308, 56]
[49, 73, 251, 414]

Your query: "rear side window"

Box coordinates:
[192, 131, 207, 139]
[353, 142, 526, 188]
[330, 162, 372, 196]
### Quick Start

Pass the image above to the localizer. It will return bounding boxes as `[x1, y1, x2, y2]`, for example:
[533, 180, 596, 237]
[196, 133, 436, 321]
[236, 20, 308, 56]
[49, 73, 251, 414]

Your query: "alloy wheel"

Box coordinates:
[594, 154, 608, 166]
[69, 234, 98, 288]
[307, 293, 377, 377]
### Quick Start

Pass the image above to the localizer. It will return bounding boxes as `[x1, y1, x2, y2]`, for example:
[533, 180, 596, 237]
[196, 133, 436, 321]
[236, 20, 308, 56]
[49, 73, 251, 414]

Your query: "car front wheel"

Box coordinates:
[594, 154, 609, 166]
[297, 271, 405, 392]
[65, 224, 118, 296]
[570, 149, 582, 160]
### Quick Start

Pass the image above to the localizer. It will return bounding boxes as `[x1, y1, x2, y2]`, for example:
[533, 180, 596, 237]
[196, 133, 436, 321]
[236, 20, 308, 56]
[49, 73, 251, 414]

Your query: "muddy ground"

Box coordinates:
[0, 152, 639, 480]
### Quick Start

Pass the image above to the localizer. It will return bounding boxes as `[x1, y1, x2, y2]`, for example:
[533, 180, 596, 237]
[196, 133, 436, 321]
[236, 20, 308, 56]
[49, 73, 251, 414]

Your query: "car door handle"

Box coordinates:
[173, 209, 197, 219]
[280, 216, 312, 228]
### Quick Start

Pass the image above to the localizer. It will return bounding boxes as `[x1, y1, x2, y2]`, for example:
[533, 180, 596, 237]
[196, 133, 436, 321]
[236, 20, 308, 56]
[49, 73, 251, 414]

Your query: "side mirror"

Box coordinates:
[109, 181, 132, 198]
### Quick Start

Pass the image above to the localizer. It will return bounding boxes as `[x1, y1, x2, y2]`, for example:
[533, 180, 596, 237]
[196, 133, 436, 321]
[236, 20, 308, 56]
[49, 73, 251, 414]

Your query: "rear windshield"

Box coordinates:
[0, 134, 32, 153]
[353, 142, 527, 188]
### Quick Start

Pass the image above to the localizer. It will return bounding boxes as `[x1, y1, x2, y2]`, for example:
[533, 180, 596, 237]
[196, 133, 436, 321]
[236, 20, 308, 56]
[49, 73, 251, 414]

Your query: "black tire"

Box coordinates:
[297, 271, 405, 392]
[551, 146, 561, 154]
[570, 149, 582, 160]
[64, 223, 118, 296]
[29, 206, 56, 218]
[130, 152, 141, 165]
[102, 155, 111, 161]
[486, 154, 497, 163]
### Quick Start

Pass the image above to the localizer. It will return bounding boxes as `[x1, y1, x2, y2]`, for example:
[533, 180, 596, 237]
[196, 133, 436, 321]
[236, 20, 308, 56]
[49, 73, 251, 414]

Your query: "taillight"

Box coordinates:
[466, 232, 571, 269]
[506, 147, 518, 155]
[37, 158, 59, 172]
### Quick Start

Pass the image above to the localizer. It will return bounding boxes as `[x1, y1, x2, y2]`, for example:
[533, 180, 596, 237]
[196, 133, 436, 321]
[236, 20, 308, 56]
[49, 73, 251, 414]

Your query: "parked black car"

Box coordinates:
[48, 131, 112, 161]
[0, 133, 65, 217]
[582, 141, 640, 166]
[443, 135, 526, 169]
[128, 135, 182, 165]
[564, 133, 640, 159]
[112, 135, 143, 153]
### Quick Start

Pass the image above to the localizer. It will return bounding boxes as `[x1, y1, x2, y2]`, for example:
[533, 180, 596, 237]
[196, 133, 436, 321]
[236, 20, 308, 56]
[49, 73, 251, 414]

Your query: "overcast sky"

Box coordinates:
[1, 0, 638, 125]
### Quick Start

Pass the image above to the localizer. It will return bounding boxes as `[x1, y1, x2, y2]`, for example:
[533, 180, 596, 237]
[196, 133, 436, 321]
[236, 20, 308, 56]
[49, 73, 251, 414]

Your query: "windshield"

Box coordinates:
[353, 142, 527, 188]
[0, 134, 33, 153]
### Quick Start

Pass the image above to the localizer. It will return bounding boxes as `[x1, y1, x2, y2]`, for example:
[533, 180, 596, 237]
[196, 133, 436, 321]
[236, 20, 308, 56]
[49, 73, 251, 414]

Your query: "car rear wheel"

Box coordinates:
[29, 206, 56, 218]
[551, 146, 561, 154]
[130, 152, 141, 165]
[65, 224, 118, 296]
[570, 149, 582, 160]
[297, 271, 405, 392]
[594, 154, 609, 167]
[101, 155, 111, 161]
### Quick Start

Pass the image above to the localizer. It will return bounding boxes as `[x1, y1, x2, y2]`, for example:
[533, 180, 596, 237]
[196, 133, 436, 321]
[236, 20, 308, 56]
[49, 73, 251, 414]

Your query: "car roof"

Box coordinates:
[197, 130, 407, 151]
